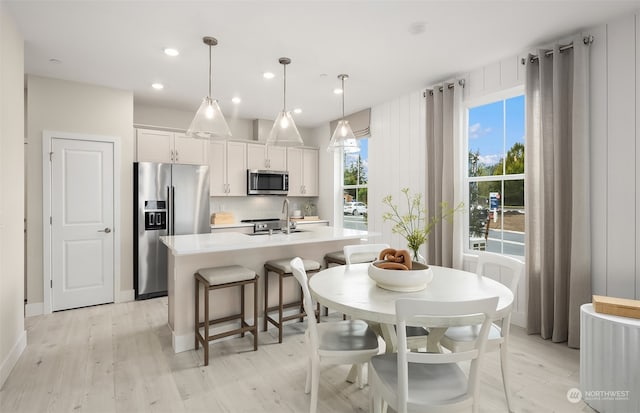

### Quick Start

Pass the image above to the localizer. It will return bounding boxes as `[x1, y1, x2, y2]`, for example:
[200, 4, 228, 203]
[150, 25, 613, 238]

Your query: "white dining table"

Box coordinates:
[309, 262, 514, 353]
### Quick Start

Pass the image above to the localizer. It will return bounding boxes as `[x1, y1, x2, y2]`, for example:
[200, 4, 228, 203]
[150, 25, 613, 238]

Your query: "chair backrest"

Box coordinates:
[475, 251, 524, 294]
[395, 297, 499, 413]
[343, 243, 390, 265]
[290, 257, 319, 351]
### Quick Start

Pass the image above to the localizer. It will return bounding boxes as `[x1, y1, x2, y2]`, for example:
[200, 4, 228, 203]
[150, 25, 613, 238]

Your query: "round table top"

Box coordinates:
[309, 263, 514, 326]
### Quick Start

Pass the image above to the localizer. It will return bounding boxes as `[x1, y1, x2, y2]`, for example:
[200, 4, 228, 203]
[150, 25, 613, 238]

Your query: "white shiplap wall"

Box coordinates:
[590, 13, 640, 300]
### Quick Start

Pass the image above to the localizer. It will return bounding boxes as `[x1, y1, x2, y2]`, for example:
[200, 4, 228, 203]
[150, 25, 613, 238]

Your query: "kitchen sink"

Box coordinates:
[247, 229, 306, 236]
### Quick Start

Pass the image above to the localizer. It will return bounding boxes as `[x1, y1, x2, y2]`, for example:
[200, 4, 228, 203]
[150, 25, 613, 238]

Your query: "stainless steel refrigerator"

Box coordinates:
[134, 162, 210, 299]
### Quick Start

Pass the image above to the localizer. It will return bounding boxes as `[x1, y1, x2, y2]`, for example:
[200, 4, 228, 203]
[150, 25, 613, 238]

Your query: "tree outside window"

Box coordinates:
[467, 94, 525, 256]
[342, 139, 368, 230]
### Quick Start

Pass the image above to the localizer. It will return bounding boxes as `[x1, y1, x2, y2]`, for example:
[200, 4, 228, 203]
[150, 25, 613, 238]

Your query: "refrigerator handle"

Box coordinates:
[167, 186, 172, 235]
[171, 185, 176, 236]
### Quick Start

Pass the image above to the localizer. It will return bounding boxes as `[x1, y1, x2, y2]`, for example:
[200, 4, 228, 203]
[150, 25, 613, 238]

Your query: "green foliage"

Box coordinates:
[382, 188, 464, 259]
[344, 155, 367, 186]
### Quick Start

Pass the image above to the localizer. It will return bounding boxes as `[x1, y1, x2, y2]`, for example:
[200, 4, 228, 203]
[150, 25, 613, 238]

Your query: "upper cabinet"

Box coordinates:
[136, 128, 207, 165]
[208, 141, 247, 196]
[247, 143, 287, 171]
[287, 147, 319, 197]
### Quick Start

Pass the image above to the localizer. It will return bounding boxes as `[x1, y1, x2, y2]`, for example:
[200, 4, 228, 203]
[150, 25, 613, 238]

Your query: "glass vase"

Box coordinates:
[411, 248, 426, 265]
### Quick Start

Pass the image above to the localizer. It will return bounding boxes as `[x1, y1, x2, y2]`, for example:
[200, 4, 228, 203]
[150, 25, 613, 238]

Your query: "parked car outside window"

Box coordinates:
[344, 202, 367, 216]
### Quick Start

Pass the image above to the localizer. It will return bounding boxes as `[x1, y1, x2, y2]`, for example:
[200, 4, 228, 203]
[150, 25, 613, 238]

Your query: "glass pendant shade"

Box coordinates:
[186, 36, 231, 140]
[328, 119, 359, 153]
[267, 110, 303, 146]
[186, 97, 231, 139]
[328, 73, 360, 153]
[267, 57, 304, 147]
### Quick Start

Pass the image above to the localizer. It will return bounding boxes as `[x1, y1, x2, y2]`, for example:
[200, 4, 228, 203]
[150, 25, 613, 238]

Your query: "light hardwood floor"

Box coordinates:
[1, 297, 595, 413]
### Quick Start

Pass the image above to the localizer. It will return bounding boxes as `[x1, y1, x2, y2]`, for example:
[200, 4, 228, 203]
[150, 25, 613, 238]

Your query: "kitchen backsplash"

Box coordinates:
[210, 196, 319, 222]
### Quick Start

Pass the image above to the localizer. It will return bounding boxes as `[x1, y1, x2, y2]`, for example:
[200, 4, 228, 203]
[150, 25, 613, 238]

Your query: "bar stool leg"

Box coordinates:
[253, 277, 258, 351]
[204, 282, 210, 366]
[194, 278, 199, 350]
[263, 269, 269, 332]
[278, 273, 284, 343]
[240, 284, 246, 338]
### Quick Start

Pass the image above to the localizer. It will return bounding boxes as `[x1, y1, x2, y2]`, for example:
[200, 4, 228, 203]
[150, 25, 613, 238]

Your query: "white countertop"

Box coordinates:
[161, 226, 372, 256]
[209, 220, 329, 229]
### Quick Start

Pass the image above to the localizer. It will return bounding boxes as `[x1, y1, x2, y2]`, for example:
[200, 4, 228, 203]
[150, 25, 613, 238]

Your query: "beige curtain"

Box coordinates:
[525, 35, 591, 348]
[425, 83, 463, 267]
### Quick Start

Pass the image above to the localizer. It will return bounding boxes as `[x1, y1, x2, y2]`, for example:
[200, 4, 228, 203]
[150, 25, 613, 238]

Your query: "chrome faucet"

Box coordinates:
[282, 198, 291, 234]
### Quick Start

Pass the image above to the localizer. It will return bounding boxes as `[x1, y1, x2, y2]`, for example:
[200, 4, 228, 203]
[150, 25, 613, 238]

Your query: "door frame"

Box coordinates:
[42, 130, 121, 314]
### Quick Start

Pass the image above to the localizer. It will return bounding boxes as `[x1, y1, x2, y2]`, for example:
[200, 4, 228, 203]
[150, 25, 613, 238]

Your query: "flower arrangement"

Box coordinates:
[382, 188, 464, 262]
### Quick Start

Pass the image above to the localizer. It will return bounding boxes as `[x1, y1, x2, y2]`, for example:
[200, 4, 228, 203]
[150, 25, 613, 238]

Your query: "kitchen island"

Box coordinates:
[160, 226, 372, 353]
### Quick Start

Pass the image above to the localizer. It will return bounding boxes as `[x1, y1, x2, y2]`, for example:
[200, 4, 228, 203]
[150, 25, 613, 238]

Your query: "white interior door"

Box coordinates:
[50, 137, 114, 311]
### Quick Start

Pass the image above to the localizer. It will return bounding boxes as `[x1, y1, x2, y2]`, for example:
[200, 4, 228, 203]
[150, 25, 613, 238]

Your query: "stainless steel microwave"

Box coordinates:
[247, 169, 289, 195]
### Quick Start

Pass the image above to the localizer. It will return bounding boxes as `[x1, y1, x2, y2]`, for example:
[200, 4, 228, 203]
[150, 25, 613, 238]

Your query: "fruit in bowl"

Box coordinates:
[368, 248, 433, 292]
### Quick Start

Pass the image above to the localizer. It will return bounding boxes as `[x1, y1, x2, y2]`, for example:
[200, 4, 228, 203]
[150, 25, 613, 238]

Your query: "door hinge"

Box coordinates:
[49, 152, 53, 161]
[50, 216, 52, 225]
[50, 280, 52, 288]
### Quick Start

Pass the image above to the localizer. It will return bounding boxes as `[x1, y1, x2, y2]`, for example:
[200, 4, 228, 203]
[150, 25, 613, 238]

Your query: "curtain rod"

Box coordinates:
[424, 79, 465, 97]
[521, 35, 594, 65]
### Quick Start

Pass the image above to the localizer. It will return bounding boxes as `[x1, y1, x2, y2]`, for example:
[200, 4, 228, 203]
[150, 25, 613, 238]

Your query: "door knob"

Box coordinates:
[98, 227, 111, 233]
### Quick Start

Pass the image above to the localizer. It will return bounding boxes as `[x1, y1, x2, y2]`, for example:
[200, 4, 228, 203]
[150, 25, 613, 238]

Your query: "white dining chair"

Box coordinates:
[343, 243, 389, 264]
[439, 252, 524, 413]
[289, 257, 380, 413]
[369, 296, 499, 413]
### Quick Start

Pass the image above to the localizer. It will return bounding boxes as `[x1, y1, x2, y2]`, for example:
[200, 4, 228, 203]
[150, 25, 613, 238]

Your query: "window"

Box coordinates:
[342, 139, 368, 230]
[466, 93, 525, 256]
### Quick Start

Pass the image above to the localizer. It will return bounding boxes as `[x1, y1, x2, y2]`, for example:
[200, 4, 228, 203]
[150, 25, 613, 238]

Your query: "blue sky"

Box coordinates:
[468, 95, 524, 167]
[344, 138, 368, 172]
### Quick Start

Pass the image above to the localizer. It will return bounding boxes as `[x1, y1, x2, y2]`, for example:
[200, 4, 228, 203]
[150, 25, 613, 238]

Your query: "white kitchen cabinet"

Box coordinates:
[287, 147, 319, 196]
[247, 143, 287, 171]
[136, 128, 207, 165]
[208, 140, 247, 196]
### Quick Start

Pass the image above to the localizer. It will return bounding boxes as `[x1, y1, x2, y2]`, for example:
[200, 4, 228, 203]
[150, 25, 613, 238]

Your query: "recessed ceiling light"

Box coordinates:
[232, 97, 241, 104]
[49, 58, 62, 64]
[152, 83, 164, 90]
[263, 72, 275, 79]
[293, 108, 302, 114]
[164, 48, 179, 57]
[408, 21, 427, 35]
[333, 88, 343, 95]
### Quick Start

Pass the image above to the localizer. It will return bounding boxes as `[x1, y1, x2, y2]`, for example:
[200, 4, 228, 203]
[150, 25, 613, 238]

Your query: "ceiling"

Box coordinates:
[4, 1, 640, 128]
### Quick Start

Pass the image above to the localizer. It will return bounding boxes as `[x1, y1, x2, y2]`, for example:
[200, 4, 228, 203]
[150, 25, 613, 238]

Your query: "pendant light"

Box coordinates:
[186, 36, 232, 139]
[328, 74, 359, 153]
[266, 57, 304, 147]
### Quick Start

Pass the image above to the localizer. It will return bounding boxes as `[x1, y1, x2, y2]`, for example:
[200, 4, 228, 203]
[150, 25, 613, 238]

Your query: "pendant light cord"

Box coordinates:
[341, 76, 345, 120]
[283, 63, 287, 111]
[208, 44, 212, 99]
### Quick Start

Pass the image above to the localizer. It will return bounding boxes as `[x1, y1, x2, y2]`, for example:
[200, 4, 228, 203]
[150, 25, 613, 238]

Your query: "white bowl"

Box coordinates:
[368, 261, 433, 292]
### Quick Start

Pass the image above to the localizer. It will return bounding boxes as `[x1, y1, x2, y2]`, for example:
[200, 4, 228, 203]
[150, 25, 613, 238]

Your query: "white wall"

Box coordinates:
[0, 4, 26, 388]
[25, 76, 134, 307]
[590, 13, 640, 300]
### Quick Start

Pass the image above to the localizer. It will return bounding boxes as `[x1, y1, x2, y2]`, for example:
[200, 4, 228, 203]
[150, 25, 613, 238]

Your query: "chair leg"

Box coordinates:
[500, 342, 514, 413]
[194, 279, 199, 350]
[240, 284, 245, 338]
[305, 357, 312, 394]
[357, 363, 364, 389]
[310, 359, 320, 413]
[278, 274, 284, 343]
[203, 283, 210, 366]
[263, 268, 269, 332]
[253, 277, 258, 351]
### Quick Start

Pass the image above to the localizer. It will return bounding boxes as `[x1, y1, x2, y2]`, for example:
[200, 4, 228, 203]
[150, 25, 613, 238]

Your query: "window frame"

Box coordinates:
[463, 86, 525, 257]
[340, 138, 369, 229]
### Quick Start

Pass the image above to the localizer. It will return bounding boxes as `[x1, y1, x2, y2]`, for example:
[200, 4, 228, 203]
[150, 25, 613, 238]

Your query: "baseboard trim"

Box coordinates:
[0, 329, 27, 388]
[117, 289, 135, 303]
[25, 302, 43, 317]
[511, 311, 526, 328]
